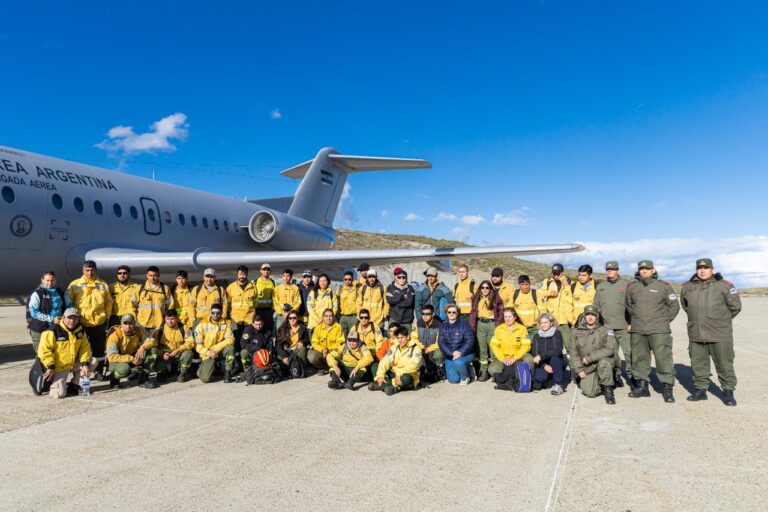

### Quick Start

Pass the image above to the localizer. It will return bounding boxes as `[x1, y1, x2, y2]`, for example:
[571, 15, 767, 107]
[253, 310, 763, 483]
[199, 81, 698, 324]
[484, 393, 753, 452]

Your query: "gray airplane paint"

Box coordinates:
[0, 144, 583, 296]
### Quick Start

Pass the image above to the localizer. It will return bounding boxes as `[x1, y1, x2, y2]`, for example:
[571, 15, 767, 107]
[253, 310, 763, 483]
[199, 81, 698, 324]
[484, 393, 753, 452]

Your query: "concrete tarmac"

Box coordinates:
[1, 300, 766, 511]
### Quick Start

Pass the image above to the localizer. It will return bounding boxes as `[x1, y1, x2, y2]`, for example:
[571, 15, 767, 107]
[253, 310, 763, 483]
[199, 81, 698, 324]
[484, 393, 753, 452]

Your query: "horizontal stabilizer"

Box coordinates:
[281, 153, 431, 179]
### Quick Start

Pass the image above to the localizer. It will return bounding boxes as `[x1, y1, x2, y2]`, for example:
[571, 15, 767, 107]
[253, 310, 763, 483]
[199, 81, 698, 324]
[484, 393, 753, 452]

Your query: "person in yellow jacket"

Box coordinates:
[273, 269, 302, 331]
[307, 274, 339, 330]
[337, 271, 358, 336]
[190, 268, 230, 322]
[193, 304, 236, 383]
[490, 267, 514, 305]
[106, 313, 158, 389]
[510, 275, 545, 340]
[356, 269, 389, 328]
[36, 307, 92, 398]
[570, 264, 597, 324]
[453, 264, 476, 322]
[171, 270, 194, 331]
[355, 263, 370, 288]
[227, 265, 257, 347]
[326, 330, 374, 390]
[152, 309, 195, 383]
[488, 308, 534, 379]
[109, 265, 138, 327]
[308, 309, 345, 371]
[65, 260, 113, 379]
[542, 263, 574, 349]
[370, 327, 422, 395]
[132, 266, 172, 330]
[354, 309, 385, 358]
[253, 263, 276, 333]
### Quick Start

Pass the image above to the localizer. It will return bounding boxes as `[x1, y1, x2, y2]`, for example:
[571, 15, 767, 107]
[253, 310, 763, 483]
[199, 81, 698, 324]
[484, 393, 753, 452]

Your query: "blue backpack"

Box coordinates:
[494, 361, 531, 393]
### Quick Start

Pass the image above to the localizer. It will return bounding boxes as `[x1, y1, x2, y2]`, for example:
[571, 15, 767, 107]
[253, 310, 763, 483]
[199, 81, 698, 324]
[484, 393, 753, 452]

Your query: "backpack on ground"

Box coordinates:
[245, 362, 283, 385]
[29, 357, 51, 396]
[494, 361, 531, 393]
[288, 351, 305, 379]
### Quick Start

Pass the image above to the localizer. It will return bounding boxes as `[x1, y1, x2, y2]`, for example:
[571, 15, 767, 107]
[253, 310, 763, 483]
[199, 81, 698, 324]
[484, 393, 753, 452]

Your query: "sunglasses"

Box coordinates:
[396, 275, 407, 279]
[447, 311, 458, 315]
[359, 316, 370, 320]
[211, 311, 222, 315]
[343, 278, 353, 281]
[117, 271, 129, 275]
[288, 316, 298, 320]
[421, 312, 433, 316]
[480, 286, 490, 289]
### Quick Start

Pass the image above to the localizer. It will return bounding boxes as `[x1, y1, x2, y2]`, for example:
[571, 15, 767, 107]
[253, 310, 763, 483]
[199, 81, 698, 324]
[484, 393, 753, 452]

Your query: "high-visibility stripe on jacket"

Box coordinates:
[355, 323, 384, 354]
[172, 286, 193, 329]
[66, 276, 113, 327]
[489, 323, 531, 361]
[543, 278, 573, 326]
[337, 285, 358, 316]
[327, 341, 373, 370]
[106, 326, 155, 364]
[510, 289, 543, 328]
[307, 288, 339, 329]
[153, 325, 194, 352]
[453, 278, 476, 314]
[37, 324, 91, 372]
[226, 281, 257, 324]
[133, 282, 172, 330]
[570, 280, 597, 324]
[356, 282, 389, 327]
[190, 284, 229, 320]
[110, 282, 139, 317]
[310, 322, 345, 352]
[272, 283, 302, 314]
[375, 340, 422, 387]
[253, 277, 276, 310]
[193, 318, 234, 359]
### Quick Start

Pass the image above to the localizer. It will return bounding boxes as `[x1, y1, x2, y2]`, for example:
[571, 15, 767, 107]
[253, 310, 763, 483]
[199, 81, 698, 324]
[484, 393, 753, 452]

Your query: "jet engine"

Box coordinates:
[247, 210, 336, 251]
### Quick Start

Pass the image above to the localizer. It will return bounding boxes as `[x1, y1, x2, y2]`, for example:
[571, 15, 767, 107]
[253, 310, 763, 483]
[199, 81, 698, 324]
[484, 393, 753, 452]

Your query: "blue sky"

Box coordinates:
[2, 2, 767, 285]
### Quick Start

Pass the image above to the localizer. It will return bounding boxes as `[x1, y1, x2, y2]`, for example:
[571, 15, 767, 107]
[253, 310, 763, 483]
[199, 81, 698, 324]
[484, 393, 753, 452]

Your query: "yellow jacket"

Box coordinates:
[327, 341, 373, 370]
[153, 324, 194, 352]
[337, 284, 358, 316]
[110, 282, 139, 317]
[272, 282, 302, 314]
[106, 326, 155, 364]
[37, 324, 91, 372]
[453, 278, 476, 314]
[311, 322, 345, 352]
[570, 280, 597, 324]
[355, 323, 384, 354]
[356, 282, 389, 327]
[510, 289, 544, 328]
[375, 340, 422, 387]
[66, 276, 113, 327]
[307, 288, 339, 329]
[494, 281, 514, 306]
[542, 278, 574, 326]
[133, 282, 172, 330]
[171, 286, 194, 329]
[226, 281, 257, 324]
[193, 318, 234, 360]
[190, 284, 230, 320]
[490, 323, 531, 362]
[253, 277, 276, 310]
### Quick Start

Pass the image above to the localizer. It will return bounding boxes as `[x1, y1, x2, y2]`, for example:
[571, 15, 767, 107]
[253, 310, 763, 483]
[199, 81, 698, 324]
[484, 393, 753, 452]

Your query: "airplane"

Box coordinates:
[0, 144, 584, 295]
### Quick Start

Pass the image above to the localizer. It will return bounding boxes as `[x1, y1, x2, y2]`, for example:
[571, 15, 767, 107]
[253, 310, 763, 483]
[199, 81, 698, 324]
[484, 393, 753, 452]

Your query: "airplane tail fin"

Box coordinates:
[281, 147, 431, 227]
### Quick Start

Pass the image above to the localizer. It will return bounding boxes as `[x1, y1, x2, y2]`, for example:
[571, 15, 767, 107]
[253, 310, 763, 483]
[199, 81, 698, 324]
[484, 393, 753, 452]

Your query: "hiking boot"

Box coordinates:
[156, 371, 169, 384]
[327, 374, 343, 390]
[177, 372, 191, 383]
[551, 384, 564, 396]
[722, 390, 737, 407]
[687, 389, 707, 402]
[661, 384, 675, 403]
[436, 365, 446, 381]
[109, 375, 123, 389]
[223, 370, 234, 383]
[614, 370, 624, 388]
[318, 369, 329, 376]
[344, 374, 361, 391]
[629, 380, 650, 398]
[65, 382, 82, 397]
[138, 373, 158, 389]
[478, 371, 490, 383]
[629, 377, 638, 392]
[368, 381, 381, 392]
[383, 385, 396, 396]
[468, 365, 477, 382]
[603, 385, 616, 405]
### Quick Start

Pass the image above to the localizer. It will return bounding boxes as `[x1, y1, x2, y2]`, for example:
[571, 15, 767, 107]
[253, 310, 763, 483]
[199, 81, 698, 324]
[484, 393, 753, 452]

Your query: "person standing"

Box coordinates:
[626, 260, 680, 402]
[109, 265, 138, 327]
[594, 261, 633, 388]
[570, 265, 597, 324]
[273, 269, 302, 331]
[337, 271, 359, 336]
[227, 265, 257, 346]
[356, 269, 389, 328]
[171, 270, 194, 331]
[386, 267, 416, 334]
[681, 258, 742, 406]
[297, 270, 314, 323]
[415, 268, 454, 322]
[133, 266, 172, 331]
[469, 280, 505, 381]
[453, 264, 476, 322]
[190, 268, 229, 322]
[307, 274, 338, 332]
[490, 267, 513, 306]
[542, 263, 573, 350]
[27, 271, 67, 354]
[510, 275, 543, 341]
[253, 263, 276, 334]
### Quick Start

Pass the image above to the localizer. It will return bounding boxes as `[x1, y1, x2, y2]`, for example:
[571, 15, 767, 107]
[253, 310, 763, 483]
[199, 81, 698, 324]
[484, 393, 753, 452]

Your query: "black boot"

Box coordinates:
[344, 373, 361, 390]
[629, 379, 650, 398]
[478, 371, 490, 383]
[368, 381, 381, 391]
[177, 372, 191, 383]
[109, 374, 123, 389]
[223, 369, 234, 383]
[138, 372, 158, 389]
[156, 371, 169, 384]
[327, 373, 343, 390]
[661, 384, 675, 403]
[603, 385, 616, 405]
[613, 370, 624, 388]
[722, 390, 737, 407]
[629, 377, 638, 392]
[687, 389, 707, 402]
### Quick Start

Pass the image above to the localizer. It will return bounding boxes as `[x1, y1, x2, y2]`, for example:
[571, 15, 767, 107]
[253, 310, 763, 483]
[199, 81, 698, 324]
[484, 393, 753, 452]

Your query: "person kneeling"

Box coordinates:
[152, 309, 195, 384]
[36, 307, 92, 398]
[327, 330, 373, 390]
[307, 309, 345, 374]
[438, 304, 476, 385]
[193, 304, 236, 383]
[531, 313, 567, 395]
[488, 308, 534, 385]
[369, 328, 422, 395]
[106, 314, 158, 389]
[569, 305, 617, 404]
[239, 315, 274, 373]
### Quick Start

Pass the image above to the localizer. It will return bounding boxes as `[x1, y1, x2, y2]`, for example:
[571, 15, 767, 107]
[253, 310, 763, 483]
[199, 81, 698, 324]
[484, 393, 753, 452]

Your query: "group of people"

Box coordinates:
[29, 257, 742, 406]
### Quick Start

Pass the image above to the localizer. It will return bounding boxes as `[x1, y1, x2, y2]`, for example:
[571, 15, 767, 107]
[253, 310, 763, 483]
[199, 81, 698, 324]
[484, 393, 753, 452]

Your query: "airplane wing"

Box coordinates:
[84, 244, 585, 272]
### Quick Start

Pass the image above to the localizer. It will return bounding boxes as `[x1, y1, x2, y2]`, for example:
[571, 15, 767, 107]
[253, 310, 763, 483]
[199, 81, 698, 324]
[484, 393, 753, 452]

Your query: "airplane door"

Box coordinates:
[140, 197, 162, 235]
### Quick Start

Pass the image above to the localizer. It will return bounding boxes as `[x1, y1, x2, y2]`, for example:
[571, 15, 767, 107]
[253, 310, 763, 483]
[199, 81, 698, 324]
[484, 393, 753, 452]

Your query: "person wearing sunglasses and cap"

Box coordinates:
[626, 260, 680, 402]
[253, 263, 277, 334]
[36, 307, 91, 398]
[192, 303, 236, 383]
[190, 268, 230, 323]
[542, 263, 574, 350]
[356, 268, 389, 329]
[386, 267, 416, 334]
[109, 265, 138, 328]
[681, 258, 742, 406]
[415, 267, 455, 323]
[105, 313, 158, 389]
[337, 271, 359, 336]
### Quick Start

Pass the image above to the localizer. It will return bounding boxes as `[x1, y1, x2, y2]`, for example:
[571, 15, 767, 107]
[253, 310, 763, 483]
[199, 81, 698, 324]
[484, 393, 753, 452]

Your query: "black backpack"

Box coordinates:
[245, 362, 283, 385]
[29, 358, 50, 395]
[288, 351, 305, 379]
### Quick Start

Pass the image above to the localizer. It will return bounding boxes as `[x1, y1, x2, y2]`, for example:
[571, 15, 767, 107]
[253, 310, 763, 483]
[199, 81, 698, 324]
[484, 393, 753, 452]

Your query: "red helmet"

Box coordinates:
[253, 349, 270, 368]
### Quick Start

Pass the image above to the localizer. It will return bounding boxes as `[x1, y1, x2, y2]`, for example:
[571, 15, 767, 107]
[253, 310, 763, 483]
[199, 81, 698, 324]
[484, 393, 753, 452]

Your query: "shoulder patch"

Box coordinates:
[242, 333, 249, 340]
[649, 289, 659, 293]
[730, 287, 738, 295]
[607, 329, 615, 336]
[668, 293, 677, 300]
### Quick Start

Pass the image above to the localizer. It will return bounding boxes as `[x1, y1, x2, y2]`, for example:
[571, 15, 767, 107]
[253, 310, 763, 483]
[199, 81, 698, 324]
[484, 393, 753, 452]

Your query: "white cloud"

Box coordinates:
[270, 109, 282, 119]
[433, 212, 457, 222]
[404, 213, 423, 222]
[95, 113, 189, 155]
[462, 215, 486, 226]
[335, 182, 357, 227]
[493, 210, 530, 226]
[452, 227, 470, 242]
[524, 235, 768, 288]
[381, 209, 390, 219]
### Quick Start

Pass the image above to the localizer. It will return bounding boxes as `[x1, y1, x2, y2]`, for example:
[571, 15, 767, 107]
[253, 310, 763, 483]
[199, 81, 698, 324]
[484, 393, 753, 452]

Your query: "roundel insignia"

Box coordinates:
[242, 334, 250, 340]
[10, 215, 33, 238]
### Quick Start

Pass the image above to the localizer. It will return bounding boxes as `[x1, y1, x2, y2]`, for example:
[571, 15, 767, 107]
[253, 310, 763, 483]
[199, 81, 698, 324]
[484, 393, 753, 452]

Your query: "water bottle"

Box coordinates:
[81, 375, 91, 399]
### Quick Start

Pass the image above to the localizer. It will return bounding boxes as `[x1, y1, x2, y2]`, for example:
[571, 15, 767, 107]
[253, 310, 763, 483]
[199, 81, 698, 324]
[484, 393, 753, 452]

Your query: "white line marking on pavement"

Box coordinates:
[545, 390, 579, 512]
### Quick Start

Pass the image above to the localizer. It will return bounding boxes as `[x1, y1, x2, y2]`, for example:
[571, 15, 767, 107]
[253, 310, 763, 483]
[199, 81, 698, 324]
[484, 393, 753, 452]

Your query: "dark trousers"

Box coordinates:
[533, 354, 566, 386]
[84, 323, 108, 359]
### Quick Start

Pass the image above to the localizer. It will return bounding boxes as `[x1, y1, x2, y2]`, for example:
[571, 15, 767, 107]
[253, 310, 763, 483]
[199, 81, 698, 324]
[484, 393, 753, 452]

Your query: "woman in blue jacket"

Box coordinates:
[438, 304, 476, 385]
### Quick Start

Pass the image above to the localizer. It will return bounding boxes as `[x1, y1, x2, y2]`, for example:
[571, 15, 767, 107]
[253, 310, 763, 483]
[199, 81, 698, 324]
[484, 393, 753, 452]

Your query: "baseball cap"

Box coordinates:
[424, 268, 438, 277]
[367, 269, 378, 277]
[63, 307, 79, 318]
[302, 270, 313, 277]
[120, 313, 136, 324]
[696, 258, 713, 268]
[357, 263, 370, 271]
[261, 263, 271, 270]
[605, 261, 619, 270]
[203, 268, 216, 277]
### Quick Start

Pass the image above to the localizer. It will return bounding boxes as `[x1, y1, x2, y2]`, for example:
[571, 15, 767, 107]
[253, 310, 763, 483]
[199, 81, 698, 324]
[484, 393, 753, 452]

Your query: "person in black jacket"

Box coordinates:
[386, 267, 416, 333]
[531, 313, 567, 395]
[274, 312, 310, 377]
[239, 315, 274, 372]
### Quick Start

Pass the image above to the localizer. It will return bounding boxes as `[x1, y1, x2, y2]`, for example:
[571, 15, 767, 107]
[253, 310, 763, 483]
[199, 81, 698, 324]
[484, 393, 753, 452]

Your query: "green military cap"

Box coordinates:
[696, 258, 713, 268]
[605, 261, 619, 270]
[120, 313, 136, 324]
[637, 260, 654, 269]
[583, 304, 600, 316]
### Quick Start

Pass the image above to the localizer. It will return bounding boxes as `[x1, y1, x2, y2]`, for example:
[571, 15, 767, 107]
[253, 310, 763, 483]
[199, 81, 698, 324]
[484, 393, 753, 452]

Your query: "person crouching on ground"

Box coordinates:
[530, 313, 567, 395]
[327, 330, 374, 390]
[569, 305, 617, 404]
[106, 313, 158, 389]
[193, 304, 236, 383]
[370, 328, 422, 395]
[438, 304, 476, 385]
[153, 308, 195, 384]
[37, 307, 91, 398]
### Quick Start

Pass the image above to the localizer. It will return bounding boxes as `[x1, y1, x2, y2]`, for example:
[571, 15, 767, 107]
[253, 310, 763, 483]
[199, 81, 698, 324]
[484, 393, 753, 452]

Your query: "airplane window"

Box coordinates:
[130, 206, 138, 219]
[74, 197, 84, 212]
[223, 220, 229, 232]
[178, 213, 186, 226]
[202, 217, 209, 229]
[52, 194, 63, 210]
[113, 203, 122, 217]
[94, 200, 103, 215]
[233, 222, 239, 232]
[147, 209, 156, 222]
[164, 211, 172, 224]
[1, 186, 14, 204]
[191, 215, 197, 227]
[213, 219, 220, 230]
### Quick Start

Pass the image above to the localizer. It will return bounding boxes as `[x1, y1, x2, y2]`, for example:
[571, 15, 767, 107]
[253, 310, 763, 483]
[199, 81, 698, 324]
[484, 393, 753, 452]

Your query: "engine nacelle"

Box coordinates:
[247, 210, 336, 251]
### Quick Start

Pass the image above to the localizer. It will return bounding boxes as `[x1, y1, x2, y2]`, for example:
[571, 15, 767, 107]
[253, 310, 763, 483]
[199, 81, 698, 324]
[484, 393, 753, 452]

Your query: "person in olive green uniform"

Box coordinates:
[569, 305, 618, 404]
[594, 261, 633, 388]
[625, 260, 680, 402]
[680, 258, 742, 406]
